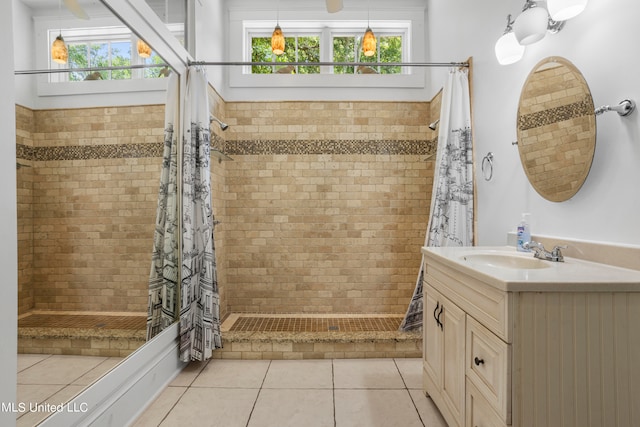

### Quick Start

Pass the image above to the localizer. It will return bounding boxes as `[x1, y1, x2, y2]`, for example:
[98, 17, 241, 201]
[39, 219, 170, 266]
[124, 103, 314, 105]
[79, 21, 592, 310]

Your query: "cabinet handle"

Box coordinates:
[437, 305, 443, 330]
[474, 356, 485, 366]
[433, 301, 442, 329]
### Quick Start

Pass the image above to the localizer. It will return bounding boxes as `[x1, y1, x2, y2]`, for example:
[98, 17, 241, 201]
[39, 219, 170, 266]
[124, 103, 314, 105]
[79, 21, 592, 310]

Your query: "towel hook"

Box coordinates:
[481, 152, 494, 181]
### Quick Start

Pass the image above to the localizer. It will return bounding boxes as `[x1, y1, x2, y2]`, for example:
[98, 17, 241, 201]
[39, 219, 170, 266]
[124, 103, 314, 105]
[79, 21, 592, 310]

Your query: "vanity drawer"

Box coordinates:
[466, 316, 511, 424]
[466, 378, 507, 427]
[425, 259, 511, 342]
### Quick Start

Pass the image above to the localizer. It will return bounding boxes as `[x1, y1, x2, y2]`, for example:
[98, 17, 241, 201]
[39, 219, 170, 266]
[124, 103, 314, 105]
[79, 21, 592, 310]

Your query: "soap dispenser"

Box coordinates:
[516, 213, 531, 252]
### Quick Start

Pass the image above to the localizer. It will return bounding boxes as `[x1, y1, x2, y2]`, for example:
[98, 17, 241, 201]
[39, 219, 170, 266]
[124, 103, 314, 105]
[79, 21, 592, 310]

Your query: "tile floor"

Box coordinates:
[16, 354, 124, 426]
[133, 358, 448, 427]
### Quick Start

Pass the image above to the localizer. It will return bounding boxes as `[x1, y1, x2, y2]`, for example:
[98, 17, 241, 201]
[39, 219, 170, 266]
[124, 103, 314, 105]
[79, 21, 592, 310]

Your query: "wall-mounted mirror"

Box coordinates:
[517, 56, 596, 202]
[14, 1, 177, 425]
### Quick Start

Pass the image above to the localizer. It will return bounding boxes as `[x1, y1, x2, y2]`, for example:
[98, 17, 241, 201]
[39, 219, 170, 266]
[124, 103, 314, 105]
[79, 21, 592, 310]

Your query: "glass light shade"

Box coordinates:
[495, 31, 525, 65]
[326, 0, 343, 13]
[271, 25, 285, 55]
[51, 35, 68, 64]
[137, 39, 152, 58]
[547, 0, 588, 21]
[513, 6, 549, 45]
[362, 28, 376, 57]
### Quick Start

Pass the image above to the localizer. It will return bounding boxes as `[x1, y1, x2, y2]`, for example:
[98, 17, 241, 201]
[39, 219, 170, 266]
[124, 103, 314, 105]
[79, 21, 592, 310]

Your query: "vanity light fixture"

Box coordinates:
[271, 2, 285, 55]
[495, 14, 526, 65]
[137, 39, 152, 58]
[547, 0, 589, 21]
[513, 0, 555, 45]
[496, 0, 588, 65]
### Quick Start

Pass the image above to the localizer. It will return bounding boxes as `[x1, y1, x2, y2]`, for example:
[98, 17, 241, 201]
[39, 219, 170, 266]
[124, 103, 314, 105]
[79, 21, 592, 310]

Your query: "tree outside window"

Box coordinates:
[250, 30, 403, 75]
[251, 35, 320, 74]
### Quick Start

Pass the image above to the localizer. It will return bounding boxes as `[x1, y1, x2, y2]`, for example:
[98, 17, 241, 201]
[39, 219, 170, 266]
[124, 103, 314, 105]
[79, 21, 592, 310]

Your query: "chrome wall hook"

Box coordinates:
[595, 99, 636, 117]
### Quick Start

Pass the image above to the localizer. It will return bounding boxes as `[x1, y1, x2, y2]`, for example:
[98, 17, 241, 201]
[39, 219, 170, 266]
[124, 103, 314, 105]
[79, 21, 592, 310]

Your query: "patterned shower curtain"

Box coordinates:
[400, 67, 474, 331]
[179, 66, 222, 361]
[147, 73, 180, 340]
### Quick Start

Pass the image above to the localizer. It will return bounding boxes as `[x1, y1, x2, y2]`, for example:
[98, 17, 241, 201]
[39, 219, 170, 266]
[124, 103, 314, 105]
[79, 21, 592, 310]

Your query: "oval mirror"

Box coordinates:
[517, 56, 596, 202]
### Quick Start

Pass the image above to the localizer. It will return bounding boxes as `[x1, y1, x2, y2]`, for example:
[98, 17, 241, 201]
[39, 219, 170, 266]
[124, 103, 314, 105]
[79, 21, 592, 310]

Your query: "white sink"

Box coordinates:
[459, 252, 550, 269]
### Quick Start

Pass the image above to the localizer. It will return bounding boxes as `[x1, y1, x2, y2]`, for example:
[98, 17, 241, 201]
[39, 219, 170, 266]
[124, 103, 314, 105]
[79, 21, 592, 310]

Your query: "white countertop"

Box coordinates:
[422, 246, 640, 292]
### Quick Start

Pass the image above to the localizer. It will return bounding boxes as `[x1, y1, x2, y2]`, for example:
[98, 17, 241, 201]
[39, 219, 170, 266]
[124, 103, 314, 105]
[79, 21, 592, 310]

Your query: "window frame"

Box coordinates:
[33, 15, 176, 101]
[227, 7, 426, 96]
[246, 23, 410, 75]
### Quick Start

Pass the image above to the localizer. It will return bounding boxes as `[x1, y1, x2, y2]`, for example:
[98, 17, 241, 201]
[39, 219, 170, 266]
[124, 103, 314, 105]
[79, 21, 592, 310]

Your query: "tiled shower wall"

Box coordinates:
[219, 101, 437, 314]
[16, 94, 438, 318]
[16, 105, 164, 314]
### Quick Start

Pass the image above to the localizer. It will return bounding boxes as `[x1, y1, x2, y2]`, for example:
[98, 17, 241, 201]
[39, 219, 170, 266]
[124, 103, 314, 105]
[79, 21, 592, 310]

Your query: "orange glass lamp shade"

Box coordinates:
[137, 39, 152, 58]
[362, 27, 376, 57]
[271, 25, 285, 55]
[51, 34, 68, 64]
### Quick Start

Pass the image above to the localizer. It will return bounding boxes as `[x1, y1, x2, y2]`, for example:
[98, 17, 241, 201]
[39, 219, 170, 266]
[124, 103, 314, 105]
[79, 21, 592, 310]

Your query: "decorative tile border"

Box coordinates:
[224, 138, 437, 156]
[17, 137, 436, 162]
[518, 97, 594, 131]
[16, 142, 164, 161]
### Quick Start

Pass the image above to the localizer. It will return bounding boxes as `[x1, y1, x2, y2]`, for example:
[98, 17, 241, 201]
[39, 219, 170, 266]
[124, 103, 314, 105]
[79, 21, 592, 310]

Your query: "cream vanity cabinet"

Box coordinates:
[422, 246, 640, 427]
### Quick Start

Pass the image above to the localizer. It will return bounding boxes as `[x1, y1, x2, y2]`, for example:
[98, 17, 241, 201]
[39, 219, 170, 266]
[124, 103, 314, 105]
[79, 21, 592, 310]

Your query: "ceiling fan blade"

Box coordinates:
[326, 0, 343, 13]
[63, 0, 89, 20]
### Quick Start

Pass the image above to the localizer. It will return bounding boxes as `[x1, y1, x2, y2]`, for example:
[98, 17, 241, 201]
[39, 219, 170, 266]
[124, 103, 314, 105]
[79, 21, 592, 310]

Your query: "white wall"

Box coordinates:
[195, 0, 226, 98]
[428, 0, 640, 247]
[2, 1, 17, 426]
[13, 0, 36, 108]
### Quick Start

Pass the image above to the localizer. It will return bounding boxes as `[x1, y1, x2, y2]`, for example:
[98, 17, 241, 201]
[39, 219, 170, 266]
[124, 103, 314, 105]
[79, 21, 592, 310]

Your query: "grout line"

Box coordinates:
[332, 359, 337, 427]
[157, 385, 189, 426]
[393, 359, 426, 427]
[245, 359, 272, 427]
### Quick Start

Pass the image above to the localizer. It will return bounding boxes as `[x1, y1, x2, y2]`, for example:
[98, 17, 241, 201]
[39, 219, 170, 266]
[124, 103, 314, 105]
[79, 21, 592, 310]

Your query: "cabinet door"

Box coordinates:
[424, 287, 443, 387]
[441, 296, 466, 425]
[424, 284, 466, 427]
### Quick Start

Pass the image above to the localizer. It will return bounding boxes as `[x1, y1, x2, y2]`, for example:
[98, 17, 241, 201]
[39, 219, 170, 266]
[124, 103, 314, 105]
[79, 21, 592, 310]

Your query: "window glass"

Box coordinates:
[48, 26, 178, 82]
[249, 26, 405, 75]
[251, 35, 320, 74]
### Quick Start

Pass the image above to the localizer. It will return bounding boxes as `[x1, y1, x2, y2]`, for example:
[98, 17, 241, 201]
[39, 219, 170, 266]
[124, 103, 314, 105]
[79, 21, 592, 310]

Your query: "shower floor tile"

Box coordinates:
[225, 314, 403, 332]
[18, 312, 146, 330]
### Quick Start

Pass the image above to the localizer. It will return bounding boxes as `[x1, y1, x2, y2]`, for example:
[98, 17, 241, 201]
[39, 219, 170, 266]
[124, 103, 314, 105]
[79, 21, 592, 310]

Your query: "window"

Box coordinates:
[251, 34, 320, 74]
[247, 23, 408, 75]
[48, 26, 177, 82]
[332, 33, 402, 74]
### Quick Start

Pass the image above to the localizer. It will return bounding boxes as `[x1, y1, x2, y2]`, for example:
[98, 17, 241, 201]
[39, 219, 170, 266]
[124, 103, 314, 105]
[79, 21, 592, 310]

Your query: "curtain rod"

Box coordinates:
[188, 60, 469, 68]
[14, 63, 170, 75]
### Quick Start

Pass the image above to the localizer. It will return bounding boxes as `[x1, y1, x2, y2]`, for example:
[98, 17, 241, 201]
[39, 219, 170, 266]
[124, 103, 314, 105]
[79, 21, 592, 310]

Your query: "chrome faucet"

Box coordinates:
[523, 240, 566, 262]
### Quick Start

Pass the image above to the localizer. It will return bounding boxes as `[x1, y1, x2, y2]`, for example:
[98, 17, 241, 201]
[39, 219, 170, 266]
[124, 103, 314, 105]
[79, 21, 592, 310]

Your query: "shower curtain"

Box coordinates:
[400, 67, 474, 331]
[147, 67, 222, 361]
[147, 73, 180, 340]
[179, 66, 222, 361]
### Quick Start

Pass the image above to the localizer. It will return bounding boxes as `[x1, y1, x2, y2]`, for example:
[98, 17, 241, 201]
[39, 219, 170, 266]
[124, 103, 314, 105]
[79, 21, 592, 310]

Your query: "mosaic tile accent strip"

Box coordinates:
[518, 98, 594, 131]
[229, 316, 403, 332]
[224, 138, 437, 156]
[16, 142, 163, 162]
[17, 137, 435, 162]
